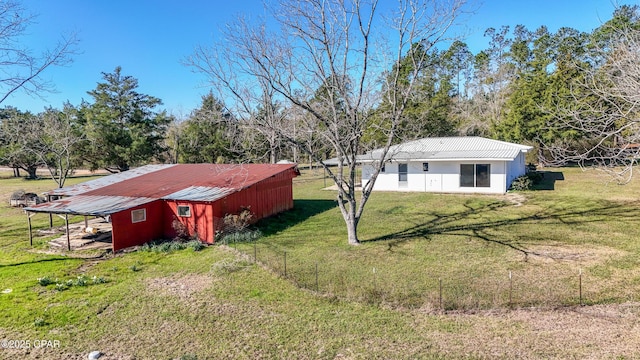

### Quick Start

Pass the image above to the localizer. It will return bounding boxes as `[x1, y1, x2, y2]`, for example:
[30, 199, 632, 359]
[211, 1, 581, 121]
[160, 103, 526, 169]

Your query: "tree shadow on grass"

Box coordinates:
[256, 199, 337, 237]
[0, 256, 70, 268]
[363, 198, 640, 259]
[533, 171, 565, 190]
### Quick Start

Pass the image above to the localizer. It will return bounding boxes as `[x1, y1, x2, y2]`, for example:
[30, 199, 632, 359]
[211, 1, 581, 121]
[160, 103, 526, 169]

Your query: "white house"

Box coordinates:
[359, 137, 533, 194]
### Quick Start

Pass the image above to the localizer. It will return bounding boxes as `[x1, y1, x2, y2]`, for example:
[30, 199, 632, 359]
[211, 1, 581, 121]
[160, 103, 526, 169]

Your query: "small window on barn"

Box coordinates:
[177, 205, 191, 217]
[131, 209, 146, 223]
[422, 162, 429, 172]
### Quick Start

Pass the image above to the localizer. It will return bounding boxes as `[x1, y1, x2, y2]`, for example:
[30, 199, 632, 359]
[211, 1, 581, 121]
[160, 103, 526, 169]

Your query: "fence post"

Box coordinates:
[284, 251, 287, 277]
[253, 241, 257, 263]
[373, 267, 376, 292]
[439, 278, 443, 310]
[579, 268, 583, 306]
[315, 263, 319, 291]
[509, 271, 513, 308]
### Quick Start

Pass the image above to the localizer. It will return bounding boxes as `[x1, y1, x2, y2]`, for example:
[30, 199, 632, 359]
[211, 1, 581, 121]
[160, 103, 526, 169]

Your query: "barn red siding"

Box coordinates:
[163, 201, 215, 244]
[110, 200, 164, 251]
[212, 169, 295, 240]
[33, 164, 298, 251]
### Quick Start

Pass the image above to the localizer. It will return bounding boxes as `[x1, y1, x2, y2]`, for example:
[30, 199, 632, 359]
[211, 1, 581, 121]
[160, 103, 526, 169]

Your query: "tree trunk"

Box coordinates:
[346, 216, 360, 245]
[342, 197, 360, 245]
[26, 166, 38, 179]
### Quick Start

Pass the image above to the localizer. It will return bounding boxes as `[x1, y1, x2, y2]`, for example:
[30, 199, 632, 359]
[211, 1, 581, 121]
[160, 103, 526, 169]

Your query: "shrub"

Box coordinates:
[34, 318, 46, 327]
[55, 283, 68, 291]
[74, 275, 89, 287]
[510, 171, 543, 191]
[92, 276, 107, 284]
[220, 229, 262, 244]
[37, 276, 54, 286]
[510, 175, 532, 191]
[222, 208, 254, 233]
[187, 240, 205, 252]
[172, 217, 190, 241]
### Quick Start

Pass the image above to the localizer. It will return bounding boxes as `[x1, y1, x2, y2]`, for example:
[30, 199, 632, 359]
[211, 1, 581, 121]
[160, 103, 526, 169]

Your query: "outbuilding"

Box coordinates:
[25, 163, 299, 251]
[359, 137, 532, 194]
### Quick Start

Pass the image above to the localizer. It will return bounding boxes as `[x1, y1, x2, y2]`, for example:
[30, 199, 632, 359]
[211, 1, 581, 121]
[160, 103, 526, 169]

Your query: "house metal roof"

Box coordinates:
[26, 163, 298, 215]
[360, 137, 532, 162]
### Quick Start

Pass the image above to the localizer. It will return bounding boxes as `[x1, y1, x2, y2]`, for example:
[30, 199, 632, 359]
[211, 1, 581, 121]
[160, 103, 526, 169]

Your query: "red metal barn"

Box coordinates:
[25, 164, 299, 251]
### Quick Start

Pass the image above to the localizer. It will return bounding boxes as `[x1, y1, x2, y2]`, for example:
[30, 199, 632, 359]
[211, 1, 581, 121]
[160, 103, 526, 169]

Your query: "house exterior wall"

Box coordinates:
[362, 159, 523, 194]
[110, 200, 164, 251]
[505, 152, 528, 189]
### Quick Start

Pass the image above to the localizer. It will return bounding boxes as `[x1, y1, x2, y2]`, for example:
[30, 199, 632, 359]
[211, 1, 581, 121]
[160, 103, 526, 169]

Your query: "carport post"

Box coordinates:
[47, 195, 53, 228]
[27, 212, 33, 246]
[84, 215, 88, 229]
[65, 214, 70, 251]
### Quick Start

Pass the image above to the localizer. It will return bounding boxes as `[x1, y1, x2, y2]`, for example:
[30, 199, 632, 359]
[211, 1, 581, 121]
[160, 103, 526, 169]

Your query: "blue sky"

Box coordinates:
[9, 0, 628, 117]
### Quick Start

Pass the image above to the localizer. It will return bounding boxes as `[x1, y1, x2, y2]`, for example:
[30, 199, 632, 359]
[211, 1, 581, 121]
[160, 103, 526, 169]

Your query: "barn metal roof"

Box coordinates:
[25, 195, 157, 216]
[46, 164, 176, 196]
[360, 137, 532, 162]
[26, 163, 298, 215]
[162, 186, 235, 202]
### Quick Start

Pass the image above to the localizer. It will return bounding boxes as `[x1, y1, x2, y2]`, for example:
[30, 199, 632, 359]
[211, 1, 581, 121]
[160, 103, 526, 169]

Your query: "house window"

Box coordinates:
[422, 162, 429, 172]
[177, 205, 191, 217]
[398, 163, 408, 182]
[460, 164, 491, 188]
[476, 164, 491, 187]
[131, 208, 146, 223]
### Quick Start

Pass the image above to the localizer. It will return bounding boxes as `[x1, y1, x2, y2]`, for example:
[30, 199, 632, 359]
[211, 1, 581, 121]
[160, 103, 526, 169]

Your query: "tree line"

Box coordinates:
[1, 0, 639, 243]
[3, 4, 634, 186]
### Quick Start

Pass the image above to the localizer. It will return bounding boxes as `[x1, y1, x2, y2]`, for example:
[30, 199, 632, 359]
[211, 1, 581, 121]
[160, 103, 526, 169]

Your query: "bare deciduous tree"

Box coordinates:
[542, 24, 640, 183]
[0, 0, 78, 104]
[37, 105, 85, 188]
[187, 0, 469, 245]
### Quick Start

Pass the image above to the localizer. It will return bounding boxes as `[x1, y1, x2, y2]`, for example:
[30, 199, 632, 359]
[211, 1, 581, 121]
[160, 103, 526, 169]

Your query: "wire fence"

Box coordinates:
[224, 238, 611, 311]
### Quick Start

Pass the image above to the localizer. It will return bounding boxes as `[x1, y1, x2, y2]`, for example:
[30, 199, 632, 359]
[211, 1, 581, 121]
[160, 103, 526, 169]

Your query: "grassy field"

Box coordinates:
[1, 168, 640, 359]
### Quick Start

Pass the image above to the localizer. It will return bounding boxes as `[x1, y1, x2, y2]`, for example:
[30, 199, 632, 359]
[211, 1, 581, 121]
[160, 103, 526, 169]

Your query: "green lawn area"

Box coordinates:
[1, 167, 640, 359]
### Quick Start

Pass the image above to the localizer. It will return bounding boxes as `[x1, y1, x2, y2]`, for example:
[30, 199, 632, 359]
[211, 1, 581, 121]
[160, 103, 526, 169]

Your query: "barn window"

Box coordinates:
[177, 205, 191, 217]
[131, 208, 146, 223]
[460, 164, 491, 188]
[422, 162, 429, 171]
[398, 163, 408, 182]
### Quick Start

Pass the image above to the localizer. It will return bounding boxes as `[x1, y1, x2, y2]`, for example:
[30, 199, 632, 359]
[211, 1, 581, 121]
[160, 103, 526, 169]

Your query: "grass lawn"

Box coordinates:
[1, 167, 640, 359]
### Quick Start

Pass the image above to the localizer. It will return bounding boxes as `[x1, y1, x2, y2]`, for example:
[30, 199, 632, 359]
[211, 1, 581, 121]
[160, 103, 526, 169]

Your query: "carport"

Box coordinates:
[25, 195, 157, 251]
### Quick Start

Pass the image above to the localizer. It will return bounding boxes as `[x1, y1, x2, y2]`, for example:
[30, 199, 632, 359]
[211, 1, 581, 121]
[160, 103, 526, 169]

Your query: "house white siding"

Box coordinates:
[362, 159, 519, 194]
[355, 137, 532, 195]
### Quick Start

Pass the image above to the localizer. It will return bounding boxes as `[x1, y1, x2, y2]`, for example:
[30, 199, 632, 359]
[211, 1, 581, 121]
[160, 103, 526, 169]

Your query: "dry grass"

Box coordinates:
[423, 303, 640, 359]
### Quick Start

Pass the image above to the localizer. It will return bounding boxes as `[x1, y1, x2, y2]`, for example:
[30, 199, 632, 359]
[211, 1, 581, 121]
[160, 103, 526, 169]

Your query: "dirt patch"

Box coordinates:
[46, 218, 113, 251]
[503, 192, 527, 206]
[526, 244, 625, 265]
[146, 273, 214, 300]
